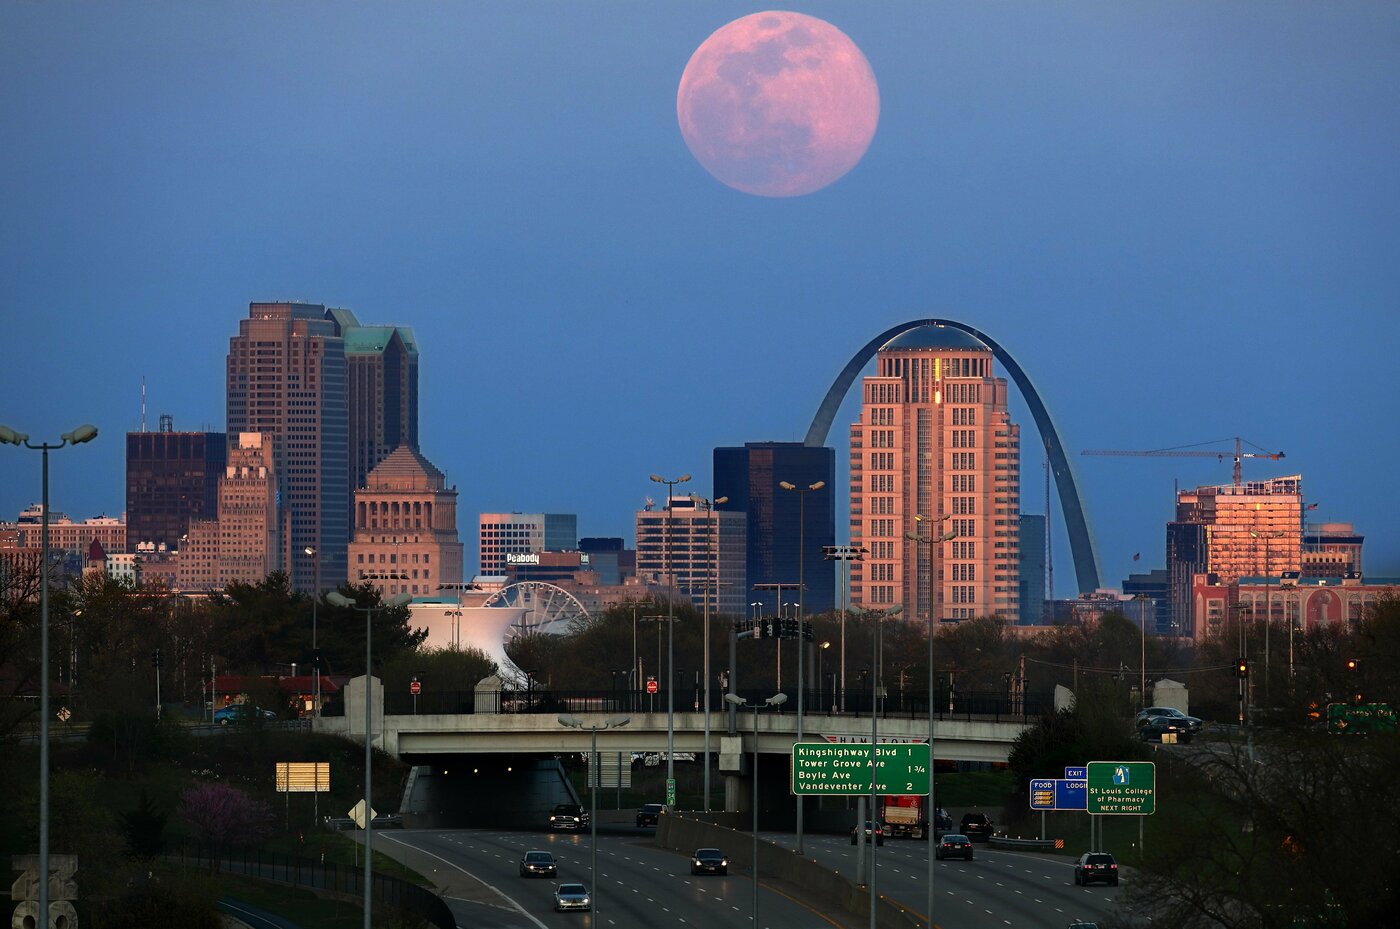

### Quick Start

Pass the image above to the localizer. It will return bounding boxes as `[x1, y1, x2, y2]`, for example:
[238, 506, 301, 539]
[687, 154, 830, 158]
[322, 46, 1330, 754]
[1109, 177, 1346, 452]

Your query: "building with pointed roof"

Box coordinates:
[348, 445, 463, 598]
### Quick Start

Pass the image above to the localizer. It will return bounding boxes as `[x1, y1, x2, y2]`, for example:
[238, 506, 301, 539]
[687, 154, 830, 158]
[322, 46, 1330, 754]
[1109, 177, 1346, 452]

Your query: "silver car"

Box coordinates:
[554, 883, 591, 912]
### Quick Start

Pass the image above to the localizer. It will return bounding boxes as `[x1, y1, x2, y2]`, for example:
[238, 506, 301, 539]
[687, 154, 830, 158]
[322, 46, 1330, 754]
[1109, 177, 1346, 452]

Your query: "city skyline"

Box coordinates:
[4, 2, 1398, 590]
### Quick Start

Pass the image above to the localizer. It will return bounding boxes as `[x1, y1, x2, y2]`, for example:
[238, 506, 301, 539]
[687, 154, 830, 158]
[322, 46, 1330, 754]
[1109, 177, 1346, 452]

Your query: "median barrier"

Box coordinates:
[657, 813, 922, 929]
[988, 834, 1061, 851]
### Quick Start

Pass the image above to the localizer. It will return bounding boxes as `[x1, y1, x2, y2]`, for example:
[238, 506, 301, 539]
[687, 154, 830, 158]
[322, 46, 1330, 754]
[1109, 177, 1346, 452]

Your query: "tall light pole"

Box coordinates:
[779, 478, 822, 855]
[305, 546, 320, 717]
[558, 714, 630, 915]
[824, 545, 867, 712]
[862, 603, 900, 929]
[326, 589, 412, 929]
[906, 515, 952, 929]
[689, 493, 727, 813]
[0, 422, 98, 929]
[725, 692, 786, 929]
[650, 472, 690, 805]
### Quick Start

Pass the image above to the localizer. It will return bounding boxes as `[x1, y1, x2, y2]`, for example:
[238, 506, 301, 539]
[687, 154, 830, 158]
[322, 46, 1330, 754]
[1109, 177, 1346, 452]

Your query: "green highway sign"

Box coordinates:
[790, 742, 930, 796]
[666, 778, 676, 806]
[1086, 761, 1156, 815]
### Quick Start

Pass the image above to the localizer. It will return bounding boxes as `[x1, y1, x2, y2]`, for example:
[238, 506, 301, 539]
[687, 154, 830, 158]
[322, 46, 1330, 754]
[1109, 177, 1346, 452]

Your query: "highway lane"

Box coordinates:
[383, 828, 849, 929]
[762, 832, 1124, 929]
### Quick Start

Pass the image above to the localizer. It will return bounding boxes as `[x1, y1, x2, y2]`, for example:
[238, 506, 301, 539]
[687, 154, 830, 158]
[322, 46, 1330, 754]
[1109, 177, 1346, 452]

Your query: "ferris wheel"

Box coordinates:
[482, 581, 591, 642]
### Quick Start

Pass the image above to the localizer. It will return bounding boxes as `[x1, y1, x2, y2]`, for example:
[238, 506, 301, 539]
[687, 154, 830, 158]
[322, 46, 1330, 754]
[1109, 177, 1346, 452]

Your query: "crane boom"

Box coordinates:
[1081, 437, 1285, 485]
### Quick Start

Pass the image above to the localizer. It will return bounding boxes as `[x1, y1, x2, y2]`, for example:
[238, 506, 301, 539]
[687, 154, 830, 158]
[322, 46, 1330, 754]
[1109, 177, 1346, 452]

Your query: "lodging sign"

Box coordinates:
[1086, 761, 1156, 815]
[791, 742, 930, 796]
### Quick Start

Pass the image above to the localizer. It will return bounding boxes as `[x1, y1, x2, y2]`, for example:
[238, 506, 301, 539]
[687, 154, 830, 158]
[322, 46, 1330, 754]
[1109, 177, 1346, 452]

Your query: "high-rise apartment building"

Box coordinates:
[348, 445, 463, 599]
[125, 421, 227, 552]
[714, 442, 835, 614]
[478, 513, 577, 577]
[226, 301, 348, 591]
[635, 497, 747, 616]
[848, 327, 1020, 623]
[218, 432, 278, 587]
[326, 309, 420, 497]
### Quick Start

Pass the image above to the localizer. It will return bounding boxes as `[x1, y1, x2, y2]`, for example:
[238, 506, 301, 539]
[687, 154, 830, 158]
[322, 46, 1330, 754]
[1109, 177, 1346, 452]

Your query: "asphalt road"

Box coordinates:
[380, 828, 851, 929]
[761, 831, 1125, 929]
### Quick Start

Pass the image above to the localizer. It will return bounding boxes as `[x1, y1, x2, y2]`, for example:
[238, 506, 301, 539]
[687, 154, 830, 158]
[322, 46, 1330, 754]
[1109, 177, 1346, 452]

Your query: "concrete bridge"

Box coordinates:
[317, 676, 1030, 765]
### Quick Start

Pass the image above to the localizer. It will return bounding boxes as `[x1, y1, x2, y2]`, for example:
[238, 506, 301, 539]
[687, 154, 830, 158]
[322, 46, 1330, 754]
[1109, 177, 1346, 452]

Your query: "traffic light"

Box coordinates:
[152, 649, 162, 669]
[1346, 658, 1359, 672]
[1236, 658, 1249, 679]
[801, 620, 814, 642]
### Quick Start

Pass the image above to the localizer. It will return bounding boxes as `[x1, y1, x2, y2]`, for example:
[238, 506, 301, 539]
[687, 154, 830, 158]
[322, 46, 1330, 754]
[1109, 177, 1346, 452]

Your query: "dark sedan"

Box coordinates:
[934, 833, 974, 861]
[690, 848, 728, 875]
[518, 851, 557, 878]
[1138, 715, 1193, 743]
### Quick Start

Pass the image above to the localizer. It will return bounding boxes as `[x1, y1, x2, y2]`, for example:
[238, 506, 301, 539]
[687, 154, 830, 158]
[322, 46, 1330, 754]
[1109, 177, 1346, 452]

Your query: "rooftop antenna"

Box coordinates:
[141, 376, 147, 432]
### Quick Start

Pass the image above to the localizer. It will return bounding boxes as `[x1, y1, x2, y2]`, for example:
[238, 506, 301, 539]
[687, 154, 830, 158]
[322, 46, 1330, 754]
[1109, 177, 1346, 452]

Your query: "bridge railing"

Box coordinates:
[343, 687, 1051, 722]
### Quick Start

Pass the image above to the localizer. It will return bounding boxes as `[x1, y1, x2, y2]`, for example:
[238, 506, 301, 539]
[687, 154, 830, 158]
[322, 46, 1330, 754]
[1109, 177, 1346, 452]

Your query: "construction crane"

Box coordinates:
[1081, 437, 1285, 486]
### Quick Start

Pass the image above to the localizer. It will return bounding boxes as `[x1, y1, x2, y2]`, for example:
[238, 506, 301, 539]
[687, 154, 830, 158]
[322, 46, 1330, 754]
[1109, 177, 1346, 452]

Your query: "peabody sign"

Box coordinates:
[790, 742, 930, 796]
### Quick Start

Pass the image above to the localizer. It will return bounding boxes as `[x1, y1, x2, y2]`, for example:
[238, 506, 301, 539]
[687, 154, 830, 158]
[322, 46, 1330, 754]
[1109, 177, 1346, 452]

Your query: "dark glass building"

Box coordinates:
[125, 423, 227, 553]
[1017, 514, 1047, 625]
[714, 442, 835, 614]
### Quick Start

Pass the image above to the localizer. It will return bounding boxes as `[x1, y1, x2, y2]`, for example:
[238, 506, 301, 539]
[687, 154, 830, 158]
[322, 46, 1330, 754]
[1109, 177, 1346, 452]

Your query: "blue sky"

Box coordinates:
[3, 1, 1398, 588]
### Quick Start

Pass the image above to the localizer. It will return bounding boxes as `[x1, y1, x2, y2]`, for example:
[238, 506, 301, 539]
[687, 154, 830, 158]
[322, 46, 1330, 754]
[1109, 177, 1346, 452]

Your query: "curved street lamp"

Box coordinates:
[649, 472, 690, 804]
[326, 589, 412, 929]
[557, 713, 631, 915]
[1, 422, 98, 929]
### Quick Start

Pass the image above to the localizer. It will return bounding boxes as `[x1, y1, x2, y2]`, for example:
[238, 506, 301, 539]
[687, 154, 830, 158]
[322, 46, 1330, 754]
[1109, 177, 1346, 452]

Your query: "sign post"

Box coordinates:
[410, 677, 421, 714]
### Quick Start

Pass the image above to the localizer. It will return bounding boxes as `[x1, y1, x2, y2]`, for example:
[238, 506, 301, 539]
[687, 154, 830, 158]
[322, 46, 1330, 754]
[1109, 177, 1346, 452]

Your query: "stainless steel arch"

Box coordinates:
[805, 318, 1101, 594]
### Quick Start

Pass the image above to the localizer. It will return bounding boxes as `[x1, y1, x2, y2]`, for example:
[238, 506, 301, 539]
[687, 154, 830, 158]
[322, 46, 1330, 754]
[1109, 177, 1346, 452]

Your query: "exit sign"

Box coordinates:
[1086, 761, 1156, 815]
[790, 743, 929, 796]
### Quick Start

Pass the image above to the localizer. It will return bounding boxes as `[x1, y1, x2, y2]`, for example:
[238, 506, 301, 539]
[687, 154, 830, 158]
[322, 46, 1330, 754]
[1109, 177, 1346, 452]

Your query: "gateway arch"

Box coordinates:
[805, 319, 1101, 594]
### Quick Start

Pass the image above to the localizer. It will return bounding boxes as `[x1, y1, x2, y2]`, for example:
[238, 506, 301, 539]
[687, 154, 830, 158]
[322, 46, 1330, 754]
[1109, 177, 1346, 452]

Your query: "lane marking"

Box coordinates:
[376, 834, 548, 929]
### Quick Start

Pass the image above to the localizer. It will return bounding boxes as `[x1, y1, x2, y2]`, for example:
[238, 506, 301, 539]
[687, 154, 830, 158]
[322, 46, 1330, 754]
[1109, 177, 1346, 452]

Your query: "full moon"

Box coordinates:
[676, 11, 879, 198]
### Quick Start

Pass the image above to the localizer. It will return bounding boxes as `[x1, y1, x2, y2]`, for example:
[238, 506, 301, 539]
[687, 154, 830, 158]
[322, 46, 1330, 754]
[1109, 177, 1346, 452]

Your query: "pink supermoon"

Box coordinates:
[677, 11, 879, 197]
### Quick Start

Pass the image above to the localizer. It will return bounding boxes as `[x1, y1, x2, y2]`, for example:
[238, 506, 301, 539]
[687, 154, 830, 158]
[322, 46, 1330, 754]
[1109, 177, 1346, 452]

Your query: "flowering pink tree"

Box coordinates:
[178, 782, 273, 846]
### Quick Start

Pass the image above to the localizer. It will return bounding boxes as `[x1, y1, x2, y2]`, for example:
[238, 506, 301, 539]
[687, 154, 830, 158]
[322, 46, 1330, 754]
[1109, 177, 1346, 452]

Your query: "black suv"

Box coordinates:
[959, 811, 993, 842]
[1073, 851, 1119, 886]
[635, 803, 664, 827]
[548, 803, 589, 831]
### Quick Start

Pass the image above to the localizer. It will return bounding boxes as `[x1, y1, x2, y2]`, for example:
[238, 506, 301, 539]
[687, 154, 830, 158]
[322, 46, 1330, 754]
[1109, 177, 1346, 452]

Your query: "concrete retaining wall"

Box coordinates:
[656, 814, 923, 929]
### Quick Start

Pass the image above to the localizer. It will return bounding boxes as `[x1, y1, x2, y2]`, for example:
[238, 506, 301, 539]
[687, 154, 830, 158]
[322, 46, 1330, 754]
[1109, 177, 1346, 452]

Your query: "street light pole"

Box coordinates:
[326, 589, 412, 929]
[306, 546, 320, 718]
[690, 494, 728, 813]
[651, 472, 690, 805]
[1, 423, 98, 929]
[558, 714, 630, 916]
[779, 479, 823, 856]
[725, 692, 786, 929]
[906, 514, 952, 929]
[824, 545, 867, 714]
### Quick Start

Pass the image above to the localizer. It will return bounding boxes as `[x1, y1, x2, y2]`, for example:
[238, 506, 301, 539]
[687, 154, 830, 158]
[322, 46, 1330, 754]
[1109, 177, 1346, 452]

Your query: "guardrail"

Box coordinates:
[988, 835, 1063, 851]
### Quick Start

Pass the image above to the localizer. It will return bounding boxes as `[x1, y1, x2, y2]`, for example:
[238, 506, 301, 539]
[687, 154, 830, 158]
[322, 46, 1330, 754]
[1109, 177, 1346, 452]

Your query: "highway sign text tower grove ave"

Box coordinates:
[790, 743, 930, 796]
[1086, 761, 1156, 815]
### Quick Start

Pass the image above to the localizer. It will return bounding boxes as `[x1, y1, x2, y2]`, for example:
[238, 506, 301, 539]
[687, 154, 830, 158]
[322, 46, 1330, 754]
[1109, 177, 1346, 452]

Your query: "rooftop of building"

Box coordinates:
[361, 444, 447, 489]
[880, 324, 988, 352]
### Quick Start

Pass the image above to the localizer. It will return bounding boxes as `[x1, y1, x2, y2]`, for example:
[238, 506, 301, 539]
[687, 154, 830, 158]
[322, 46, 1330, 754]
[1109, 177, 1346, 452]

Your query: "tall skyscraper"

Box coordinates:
[635, 496, 747, 616]
[226, 301, 348, 591]
[848, 327, 1020, 623]
[714, 442, 835, 614]
[478, 513, 577, 577]
[125, 421, 227, 553]
[326, 309, 420, 496]
[348, 445, 463, 599]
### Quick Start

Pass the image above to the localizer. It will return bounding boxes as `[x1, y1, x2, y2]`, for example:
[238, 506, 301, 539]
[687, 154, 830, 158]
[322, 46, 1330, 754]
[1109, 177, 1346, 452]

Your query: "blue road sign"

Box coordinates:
[1028, 778, 1087, 810]
[1065, 766, 1086, 780]
[1056, 779, 1087, 810]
